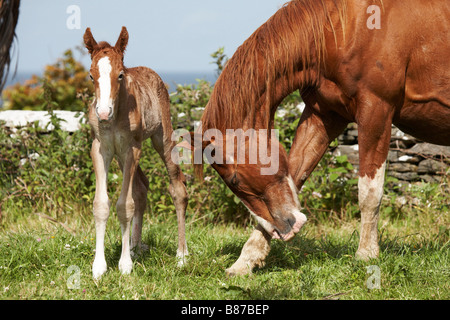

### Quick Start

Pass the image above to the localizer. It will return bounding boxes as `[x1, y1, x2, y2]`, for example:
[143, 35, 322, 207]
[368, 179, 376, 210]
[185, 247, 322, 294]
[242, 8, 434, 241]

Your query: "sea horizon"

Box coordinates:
[2, 70, 217, 93]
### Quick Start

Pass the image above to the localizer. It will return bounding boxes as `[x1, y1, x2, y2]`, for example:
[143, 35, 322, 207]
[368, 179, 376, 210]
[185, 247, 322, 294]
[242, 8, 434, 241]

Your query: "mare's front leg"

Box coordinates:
[91, 138, 113, 279]
[289, 104, 349, 189]
[225, 224, 271, 276]
[355, 93, 393, 260]
[117, 143, 142, 275]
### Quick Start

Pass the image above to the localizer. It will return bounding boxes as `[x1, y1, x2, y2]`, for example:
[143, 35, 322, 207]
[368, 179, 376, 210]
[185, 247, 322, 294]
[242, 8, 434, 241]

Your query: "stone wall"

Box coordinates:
[0, 110, 85, 132]
[1, 110, 449, 183]
[333, 123, 450, 183]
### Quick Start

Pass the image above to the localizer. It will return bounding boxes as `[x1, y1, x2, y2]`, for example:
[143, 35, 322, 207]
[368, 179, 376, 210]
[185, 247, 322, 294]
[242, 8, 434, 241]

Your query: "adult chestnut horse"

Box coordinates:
[181, 0, 449, 275]
[84, 27, 188, 279]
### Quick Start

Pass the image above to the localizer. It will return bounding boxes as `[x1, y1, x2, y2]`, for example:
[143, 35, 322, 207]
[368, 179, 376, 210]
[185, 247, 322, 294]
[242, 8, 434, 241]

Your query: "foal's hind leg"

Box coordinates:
[130, 166, 149, 256]
[117, 145, 142, 275]
[152, 133, 189, 266]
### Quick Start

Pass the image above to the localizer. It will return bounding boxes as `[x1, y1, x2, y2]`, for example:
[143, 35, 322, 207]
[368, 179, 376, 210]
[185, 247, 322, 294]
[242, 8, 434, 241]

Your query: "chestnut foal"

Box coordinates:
[84, 27, 188, 279]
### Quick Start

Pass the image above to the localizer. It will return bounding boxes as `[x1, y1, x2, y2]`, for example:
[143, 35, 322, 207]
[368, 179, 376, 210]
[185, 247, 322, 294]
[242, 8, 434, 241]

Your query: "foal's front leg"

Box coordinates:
[91, 139, 113, 279]
[117, 144, 142, 275]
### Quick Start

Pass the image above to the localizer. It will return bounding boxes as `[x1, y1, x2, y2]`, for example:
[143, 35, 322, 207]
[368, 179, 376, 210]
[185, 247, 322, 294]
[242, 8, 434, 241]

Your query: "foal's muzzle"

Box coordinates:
[96, 107, 113, 122]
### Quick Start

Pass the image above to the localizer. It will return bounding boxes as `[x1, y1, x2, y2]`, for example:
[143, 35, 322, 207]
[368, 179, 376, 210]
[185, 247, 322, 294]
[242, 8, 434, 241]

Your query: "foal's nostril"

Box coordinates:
[96, 107, 113, 121]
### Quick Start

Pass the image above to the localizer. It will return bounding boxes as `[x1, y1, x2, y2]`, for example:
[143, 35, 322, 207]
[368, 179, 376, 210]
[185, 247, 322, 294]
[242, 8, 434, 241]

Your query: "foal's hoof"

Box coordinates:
[131, 243, 149, 258]
[118, 258, 133, 275]
[176, 249, 189, 267]
[92, 259, 107, 280]
[225, 265, 252, 278]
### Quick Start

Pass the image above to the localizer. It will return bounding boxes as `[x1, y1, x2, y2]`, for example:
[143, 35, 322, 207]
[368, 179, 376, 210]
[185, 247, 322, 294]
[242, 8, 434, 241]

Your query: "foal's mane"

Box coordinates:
[92, 41, 126, 59]
[201, 0, 347, 133]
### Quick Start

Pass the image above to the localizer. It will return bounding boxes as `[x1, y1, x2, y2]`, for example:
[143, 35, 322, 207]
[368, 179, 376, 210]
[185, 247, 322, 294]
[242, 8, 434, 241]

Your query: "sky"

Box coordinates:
[10, 0, 286, 77]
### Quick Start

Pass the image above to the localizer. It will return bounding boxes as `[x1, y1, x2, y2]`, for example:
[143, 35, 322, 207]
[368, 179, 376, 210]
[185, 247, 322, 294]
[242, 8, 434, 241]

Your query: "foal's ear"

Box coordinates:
[83, 27, 98, 56]
[176, 132, 205, 151]
[175, 132, 215, 153]
[115, 26, 129, 54]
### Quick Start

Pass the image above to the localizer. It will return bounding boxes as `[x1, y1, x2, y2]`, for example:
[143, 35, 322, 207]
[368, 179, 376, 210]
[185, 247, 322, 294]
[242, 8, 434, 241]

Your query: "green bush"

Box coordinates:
[1, 48, 93, 111]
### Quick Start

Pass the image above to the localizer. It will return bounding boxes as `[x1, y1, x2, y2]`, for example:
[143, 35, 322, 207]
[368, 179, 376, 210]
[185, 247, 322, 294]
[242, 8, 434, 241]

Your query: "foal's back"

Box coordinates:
[123, 67, 173, 141]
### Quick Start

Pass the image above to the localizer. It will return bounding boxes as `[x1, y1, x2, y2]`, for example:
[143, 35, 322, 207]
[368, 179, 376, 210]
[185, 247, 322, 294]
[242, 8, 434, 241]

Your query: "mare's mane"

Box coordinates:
[201, 0, 348, 132]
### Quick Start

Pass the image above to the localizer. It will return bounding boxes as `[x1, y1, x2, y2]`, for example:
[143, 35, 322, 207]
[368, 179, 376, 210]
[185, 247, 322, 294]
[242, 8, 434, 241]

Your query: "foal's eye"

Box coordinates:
[89, 74, 94, 82]
[118, 72, 124, 80]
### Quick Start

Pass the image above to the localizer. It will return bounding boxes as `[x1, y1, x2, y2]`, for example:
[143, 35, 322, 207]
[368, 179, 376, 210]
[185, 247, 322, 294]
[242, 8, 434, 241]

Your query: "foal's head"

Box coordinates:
[83, 26, 128, 122]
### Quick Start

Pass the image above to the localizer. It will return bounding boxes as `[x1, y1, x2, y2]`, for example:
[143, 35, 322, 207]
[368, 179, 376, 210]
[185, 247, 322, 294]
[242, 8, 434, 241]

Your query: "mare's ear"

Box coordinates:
[115, 26, 129, 54]
[83, 27, 98, 56]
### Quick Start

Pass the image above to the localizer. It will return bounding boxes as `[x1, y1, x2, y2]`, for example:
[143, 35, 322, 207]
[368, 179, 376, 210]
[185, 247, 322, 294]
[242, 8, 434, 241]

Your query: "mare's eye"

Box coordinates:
[230, 174, 239, 187]
[118, 72, 124, 80]
[89, 74, 94, 81]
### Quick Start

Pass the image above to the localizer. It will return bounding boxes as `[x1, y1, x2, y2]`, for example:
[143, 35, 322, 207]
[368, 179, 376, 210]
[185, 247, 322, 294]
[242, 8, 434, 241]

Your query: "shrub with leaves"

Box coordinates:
[2, 48, 93, 111]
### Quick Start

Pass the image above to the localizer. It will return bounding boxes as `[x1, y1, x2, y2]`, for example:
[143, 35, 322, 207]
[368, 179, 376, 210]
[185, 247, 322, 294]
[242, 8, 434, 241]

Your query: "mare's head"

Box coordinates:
[180, 129, 307, 241]
[83, 26, 128, 122]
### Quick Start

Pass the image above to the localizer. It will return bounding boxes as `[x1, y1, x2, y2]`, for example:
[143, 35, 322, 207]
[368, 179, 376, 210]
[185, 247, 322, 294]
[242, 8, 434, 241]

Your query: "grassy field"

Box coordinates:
[0, 182, 448, 301]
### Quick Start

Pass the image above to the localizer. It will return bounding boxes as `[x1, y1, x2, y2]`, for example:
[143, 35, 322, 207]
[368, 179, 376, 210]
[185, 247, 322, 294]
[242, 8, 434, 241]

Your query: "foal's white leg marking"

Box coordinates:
[117, 192, 135, 275]
[356, 161, 386, 260]
[91, 140, 113, 279]
[117, 148, 141, 275]
[97, 57, 113, 119]
[176, 239, 189, 267]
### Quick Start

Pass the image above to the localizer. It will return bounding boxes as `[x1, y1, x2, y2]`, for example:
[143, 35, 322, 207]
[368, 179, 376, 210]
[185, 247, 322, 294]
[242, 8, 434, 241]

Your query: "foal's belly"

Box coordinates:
[394, 101, 450, 146]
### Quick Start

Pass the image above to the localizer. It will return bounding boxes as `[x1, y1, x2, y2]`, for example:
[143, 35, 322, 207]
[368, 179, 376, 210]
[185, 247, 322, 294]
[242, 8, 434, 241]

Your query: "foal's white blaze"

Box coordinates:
[96, 57, 113, 120]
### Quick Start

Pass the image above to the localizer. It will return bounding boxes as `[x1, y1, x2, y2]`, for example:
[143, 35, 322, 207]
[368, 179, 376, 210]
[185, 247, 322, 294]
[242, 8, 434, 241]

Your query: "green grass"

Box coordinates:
[0, 195, 448, 300]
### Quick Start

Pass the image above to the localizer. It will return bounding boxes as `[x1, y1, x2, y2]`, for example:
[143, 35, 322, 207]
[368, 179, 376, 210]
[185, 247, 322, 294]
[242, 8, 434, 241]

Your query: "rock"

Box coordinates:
[333, 145, 359, 165]
[387, 150, 399, 163]
[388, 171, 419, 181]
[347, 129, 358, 137]
[0, 110, 85, 132]
[338, 134, 357, 145]
[417, 159, 448, 174]
[387, 151, 421, 164]
[397, 155, 421, 163]
[391, 127, 419, 146]
[388, 163, 418, 173]
[419, 175, 440, 183]
[390, 139, 416, 149]
[408, 143, 450, 158]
